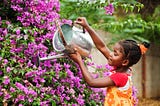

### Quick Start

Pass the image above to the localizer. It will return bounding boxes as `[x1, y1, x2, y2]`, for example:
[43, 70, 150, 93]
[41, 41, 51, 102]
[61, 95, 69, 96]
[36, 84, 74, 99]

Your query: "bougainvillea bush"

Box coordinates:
[0, 0, 109, 105]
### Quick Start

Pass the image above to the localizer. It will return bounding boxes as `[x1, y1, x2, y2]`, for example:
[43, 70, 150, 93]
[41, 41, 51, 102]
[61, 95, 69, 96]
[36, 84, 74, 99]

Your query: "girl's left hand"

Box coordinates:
[68, 48, 82, 64]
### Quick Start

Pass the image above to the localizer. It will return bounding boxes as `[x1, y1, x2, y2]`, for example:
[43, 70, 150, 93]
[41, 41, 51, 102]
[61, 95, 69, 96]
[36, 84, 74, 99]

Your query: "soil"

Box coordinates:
[138, 98, 160, 106]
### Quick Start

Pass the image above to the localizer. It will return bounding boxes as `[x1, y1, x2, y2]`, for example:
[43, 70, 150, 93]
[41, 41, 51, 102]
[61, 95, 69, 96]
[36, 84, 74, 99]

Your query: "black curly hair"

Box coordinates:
[118, 39, 150, 67]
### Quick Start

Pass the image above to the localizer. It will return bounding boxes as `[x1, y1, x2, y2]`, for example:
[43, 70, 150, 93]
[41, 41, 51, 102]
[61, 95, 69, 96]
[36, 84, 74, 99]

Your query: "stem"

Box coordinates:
[108, 0, 110, 4]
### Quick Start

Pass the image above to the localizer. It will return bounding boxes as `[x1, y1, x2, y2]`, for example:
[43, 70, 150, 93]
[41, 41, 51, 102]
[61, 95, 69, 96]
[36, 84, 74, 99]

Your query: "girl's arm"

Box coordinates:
[69, 50, 115, 88]
[75, 17, 111, 59]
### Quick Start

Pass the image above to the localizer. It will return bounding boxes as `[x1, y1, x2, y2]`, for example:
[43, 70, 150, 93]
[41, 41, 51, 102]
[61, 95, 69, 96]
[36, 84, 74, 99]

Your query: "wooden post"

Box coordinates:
[142, 54, 146, 98]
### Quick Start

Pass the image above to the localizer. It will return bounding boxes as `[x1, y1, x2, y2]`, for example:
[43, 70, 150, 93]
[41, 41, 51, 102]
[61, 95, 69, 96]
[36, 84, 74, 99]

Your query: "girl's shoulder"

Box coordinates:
[109, 68, 132, 87]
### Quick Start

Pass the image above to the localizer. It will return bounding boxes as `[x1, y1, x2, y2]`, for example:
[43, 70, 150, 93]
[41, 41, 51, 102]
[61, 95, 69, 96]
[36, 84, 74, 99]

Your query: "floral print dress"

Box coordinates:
[104, 69, 136, 106]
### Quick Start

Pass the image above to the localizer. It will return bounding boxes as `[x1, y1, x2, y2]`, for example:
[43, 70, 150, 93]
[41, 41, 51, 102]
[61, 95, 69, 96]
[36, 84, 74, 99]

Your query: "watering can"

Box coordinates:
[32, 22, 94, 66]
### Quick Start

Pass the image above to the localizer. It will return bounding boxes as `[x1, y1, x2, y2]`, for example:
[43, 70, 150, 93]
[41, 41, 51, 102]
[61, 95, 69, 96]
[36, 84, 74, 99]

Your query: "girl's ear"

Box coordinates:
[122, 59, 129, 66]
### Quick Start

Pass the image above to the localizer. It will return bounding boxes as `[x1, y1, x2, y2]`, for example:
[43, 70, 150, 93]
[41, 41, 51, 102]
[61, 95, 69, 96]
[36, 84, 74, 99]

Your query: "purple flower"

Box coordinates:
[3, 76, 10, 85]
[0, 37, 4, 41]
[104, 4, 114, 15]
[66, 69, 74, 77]
[3, 59, 8, 65]
[91, 73, 99, 78]
[17, 94, 25, 101]
[50, 90, 55, 95]
[6, 67, 11, 73]
[28, 98, 33, 102]
[27, 60, 33, 67]
[2, 29, 8, 36]
[62, 19, 72, 25]
[0, 70, 3, 75]
[44, 60, 52, 68]
[96, 64, 103, 69]
[39, 78, 45, 83]
[0, 57, 2, 60]
[18, 58, 25, 63]
[10, 87, 16, 92]
[54, 63, 62, 71]
[15, 82, 26, 91]
[0, 92, 3, 96]
[103, 71, 111, 77]
[0, 86, 3, 96]
[64, 63, 70, 69]
[87, 62, 95, 66]
[4, 94, 11, 100]
[72, 104, 78, 106]
[28, 89, 37, 96]
[40, 101, 49, 106]
[16, 29, 21, 35]
[5, 21, 10, 25]
[65, 96, 70, 101]
[10, 39, 16, 45]
[105, 64, 113, 70]
[76, 94, 84, 106]
[25, 71, 37, 78]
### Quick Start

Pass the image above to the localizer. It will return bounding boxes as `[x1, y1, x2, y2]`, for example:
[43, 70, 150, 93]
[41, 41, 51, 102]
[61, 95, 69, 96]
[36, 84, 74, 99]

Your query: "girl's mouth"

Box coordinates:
[108, 58, 112, 64]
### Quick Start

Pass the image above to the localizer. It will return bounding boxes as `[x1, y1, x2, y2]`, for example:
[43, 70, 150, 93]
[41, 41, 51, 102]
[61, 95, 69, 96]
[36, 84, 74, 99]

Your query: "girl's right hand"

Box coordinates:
[74, 17, 89, 28]
[68, 48, 83, 64]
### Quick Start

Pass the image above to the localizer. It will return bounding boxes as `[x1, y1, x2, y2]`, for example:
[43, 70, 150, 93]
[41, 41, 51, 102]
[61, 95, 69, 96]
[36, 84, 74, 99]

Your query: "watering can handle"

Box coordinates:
[72, 23, 85, 33]
[83, 27, 85, 33]
[55, 19, 67, 46]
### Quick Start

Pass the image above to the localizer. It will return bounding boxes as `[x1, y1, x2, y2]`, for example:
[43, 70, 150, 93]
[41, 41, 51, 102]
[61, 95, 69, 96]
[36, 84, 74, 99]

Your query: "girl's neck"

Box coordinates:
[114, 66, 129, 73]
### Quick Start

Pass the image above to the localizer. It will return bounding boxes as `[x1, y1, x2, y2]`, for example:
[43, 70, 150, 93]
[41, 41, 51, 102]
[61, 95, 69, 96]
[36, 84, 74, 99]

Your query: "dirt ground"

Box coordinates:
[138, 98, 160, 106]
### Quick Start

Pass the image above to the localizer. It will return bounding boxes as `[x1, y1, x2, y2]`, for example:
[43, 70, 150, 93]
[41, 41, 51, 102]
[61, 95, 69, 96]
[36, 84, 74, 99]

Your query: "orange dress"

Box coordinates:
[104, 70, 136, 106]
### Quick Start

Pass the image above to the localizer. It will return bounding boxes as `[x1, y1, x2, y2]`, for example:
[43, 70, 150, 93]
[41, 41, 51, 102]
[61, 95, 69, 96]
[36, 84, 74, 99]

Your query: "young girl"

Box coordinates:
[69, 17, 150, 106]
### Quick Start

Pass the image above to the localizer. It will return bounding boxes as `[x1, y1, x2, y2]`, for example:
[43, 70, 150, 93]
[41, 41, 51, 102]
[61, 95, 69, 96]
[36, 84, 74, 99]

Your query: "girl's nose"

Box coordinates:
[109, 52, 113, 57]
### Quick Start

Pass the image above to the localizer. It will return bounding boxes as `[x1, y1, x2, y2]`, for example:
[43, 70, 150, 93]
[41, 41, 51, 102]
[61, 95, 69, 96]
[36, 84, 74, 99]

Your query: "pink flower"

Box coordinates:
[5, 21, 10, 25]
[2, 29, 8, 36]
[3, 59, 8, 65]
[3, 76, 10, 85]
[0, 71, 2, 75]
[17, 94, 25, 101]
[104, 4, 114, 15]
[6, 67, 11, 73]
[10, 87, 16, 92]
[16, 29, 21, 35]
[105, 64, 113, 70]
[0, 57, 2, 60]
[4, 94, 11, 100]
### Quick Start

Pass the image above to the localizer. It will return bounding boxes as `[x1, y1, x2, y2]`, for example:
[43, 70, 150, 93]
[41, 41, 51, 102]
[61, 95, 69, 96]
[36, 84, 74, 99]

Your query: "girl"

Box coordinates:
[69, 17, 150, 106]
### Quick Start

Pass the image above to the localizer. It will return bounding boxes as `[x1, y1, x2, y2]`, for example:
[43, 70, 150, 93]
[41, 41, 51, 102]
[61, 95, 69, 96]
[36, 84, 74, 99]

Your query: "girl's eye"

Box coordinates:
[114, 53, 118, 56]
[114, 51, 118, 56]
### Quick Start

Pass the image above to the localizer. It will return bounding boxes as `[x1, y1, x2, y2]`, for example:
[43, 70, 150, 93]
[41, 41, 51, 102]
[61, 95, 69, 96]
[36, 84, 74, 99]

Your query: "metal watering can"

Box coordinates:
[32, 22, 94, 66]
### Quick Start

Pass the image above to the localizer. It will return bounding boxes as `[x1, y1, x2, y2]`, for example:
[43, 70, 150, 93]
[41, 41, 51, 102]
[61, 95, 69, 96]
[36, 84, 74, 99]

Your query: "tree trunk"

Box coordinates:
[138, 0, 160, 19]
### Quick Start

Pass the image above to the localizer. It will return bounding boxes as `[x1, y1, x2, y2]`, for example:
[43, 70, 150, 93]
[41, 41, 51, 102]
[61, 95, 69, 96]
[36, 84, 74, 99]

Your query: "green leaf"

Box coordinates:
[14, 77, 21, 82]
[129, 5, 134, 12]
[23, 29, 28, 34]
[50, 99, 56, 106]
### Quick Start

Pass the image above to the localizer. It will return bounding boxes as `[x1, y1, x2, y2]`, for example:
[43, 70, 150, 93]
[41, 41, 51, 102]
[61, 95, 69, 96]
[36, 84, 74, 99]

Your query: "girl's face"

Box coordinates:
[108, 43, 126, 67]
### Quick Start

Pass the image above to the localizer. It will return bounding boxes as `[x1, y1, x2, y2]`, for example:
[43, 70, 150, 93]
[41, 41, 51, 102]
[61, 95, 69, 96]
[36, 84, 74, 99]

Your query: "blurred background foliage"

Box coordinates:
[59, 0, 160, 45]
[1, 0, 160, 44]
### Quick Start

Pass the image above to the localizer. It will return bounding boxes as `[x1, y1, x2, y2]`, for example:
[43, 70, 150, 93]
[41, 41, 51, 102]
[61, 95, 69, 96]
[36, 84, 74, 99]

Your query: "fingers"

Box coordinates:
[74, 17, 85, 24]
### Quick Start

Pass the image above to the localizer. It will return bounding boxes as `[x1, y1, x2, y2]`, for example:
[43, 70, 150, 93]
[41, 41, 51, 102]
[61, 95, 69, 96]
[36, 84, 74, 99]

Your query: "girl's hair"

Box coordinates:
[119, 39, 150, 67]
